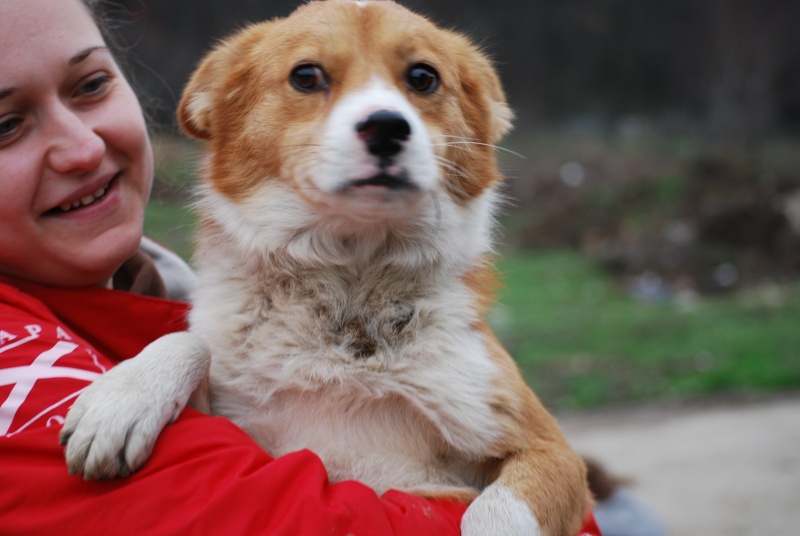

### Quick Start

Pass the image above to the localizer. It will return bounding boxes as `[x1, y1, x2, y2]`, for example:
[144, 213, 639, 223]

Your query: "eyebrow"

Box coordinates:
[0, 47, 109, 101]
[67, 46, 109, 67]
[0, 87, 17, 101]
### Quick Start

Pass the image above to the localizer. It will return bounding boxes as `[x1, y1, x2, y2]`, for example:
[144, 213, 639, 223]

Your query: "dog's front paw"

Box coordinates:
[60, 362, 166, 479]
[461, 484, 542, 536]
[60, 332, 210, 480]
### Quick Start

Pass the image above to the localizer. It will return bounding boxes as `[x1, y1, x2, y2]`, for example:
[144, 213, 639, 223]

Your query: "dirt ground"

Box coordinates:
[557, 394, 800, 536]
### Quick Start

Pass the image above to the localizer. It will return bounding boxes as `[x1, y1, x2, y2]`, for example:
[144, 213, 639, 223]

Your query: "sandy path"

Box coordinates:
[558, 395, 800, 536]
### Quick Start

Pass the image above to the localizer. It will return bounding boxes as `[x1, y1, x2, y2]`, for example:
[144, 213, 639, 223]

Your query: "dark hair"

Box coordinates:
[78, 0, 153, 116]
[80, 1, 173, 147]
[79, 0, 120, 56]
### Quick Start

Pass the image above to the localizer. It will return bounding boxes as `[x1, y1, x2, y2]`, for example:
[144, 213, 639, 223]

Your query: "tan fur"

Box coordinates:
[481, 327, 592, 535]
[178, 1, 591, 534]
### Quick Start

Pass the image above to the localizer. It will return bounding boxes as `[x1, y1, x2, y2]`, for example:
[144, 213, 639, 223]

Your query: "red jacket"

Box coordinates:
[0, 279, 600, 535]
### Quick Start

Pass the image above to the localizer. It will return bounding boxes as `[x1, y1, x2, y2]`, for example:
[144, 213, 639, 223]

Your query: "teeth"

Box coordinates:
[58, 183, 110, 213]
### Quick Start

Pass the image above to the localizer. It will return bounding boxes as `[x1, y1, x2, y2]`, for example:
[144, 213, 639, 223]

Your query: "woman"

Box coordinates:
[0, 0, 600, 534]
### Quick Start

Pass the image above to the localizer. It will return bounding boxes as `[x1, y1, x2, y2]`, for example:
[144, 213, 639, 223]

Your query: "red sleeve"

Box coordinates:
[0, 284, 465, 535]
[0, 410, 466, 536]
[0, 418, 602, 536]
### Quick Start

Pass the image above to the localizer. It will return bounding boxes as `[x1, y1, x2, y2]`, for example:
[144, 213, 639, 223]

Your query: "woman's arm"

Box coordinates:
[0, 283, 465, 535]
[0, 410, 466, 536]
[0, 282, 598, 535]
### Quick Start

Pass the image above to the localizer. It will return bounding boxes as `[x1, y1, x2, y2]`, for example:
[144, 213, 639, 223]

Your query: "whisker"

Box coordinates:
[434, 155, 471, 178]
[433, 140, 527, 160]
[435, 160, 470, 181]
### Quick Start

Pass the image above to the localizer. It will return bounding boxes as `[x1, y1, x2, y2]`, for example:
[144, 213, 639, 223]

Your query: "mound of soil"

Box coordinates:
[509, 151, 800, 294]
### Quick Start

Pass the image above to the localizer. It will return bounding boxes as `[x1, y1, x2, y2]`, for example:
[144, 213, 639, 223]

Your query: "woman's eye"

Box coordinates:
[0, 116, 23, 141]
[290, 64, 328, 93]
[77, 74, 111, 97]
[406, 64, 440, 94]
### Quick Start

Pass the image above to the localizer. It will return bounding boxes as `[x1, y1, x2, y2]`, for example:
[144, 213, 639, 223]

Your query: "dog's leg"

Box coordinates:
[462, 444, 589, 536]
[462, 480, 542, 536]
[461, 333, 591, 536]
[60, 331, 210, 479]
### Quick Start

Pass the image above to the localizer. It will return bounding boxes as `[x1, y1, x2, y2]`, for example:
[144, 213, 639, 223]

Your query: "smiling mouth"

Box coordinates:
[45, 176, 116, 216]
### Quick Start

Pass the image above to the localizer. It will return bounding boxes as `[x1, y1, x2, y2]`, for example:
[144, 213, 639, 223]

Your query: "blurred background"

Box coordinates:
[110, 0, 800, 411]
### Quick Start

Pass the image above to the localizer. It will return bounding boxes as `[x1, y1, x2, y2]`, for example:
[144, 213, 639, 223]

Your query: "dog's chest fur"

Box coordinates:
[189, 221, 505, 494]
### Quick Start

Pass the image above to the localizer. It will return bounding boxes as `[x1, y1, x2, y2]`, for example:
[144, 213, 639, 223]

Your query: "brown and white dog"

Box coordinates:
[62, 1, 591, 534]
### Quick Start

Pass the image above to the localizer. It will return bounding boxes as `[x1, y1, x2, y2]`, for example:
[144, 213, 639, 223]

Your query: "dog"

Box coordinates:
[61, 1, 591, 534]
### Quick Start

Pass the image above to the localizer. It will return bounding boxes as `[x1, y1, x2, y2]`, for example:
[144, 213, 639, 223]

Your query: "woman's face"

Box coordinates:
[0, 0, 154, 287]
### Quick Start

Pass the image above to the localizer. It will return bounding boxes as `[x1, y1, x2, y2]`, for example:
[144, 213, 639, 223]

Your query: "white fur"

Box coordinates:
[313, 78, 439, 193]
[462, 484, 542, 536]
[195, 174, 497, 270]
[189, 180, 506, 493]
[61, 332, 210, 479]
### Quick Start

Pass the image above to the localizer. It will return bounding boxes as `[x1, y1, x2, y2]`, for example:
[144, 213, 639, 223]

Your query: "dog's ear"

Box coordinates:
[177, 54, 217, 140]
[177, 41, 236, 141]
[488, 84, 514, 143]
[474, 54, 514, 143]
[456, 42, 514, 144]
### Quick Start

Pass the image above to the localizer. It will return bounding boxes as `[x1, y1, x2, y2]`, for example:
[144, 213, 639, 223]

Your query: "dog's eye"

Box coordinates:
[290, 64, 328, 92]
[406, 64, 440, 94]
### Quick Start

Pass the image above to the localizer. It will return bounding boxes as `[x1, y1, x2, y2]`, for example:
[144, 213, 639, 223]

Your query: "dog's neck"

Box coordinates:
[190, 182, 499, 363]
[194, 182, 499, 281]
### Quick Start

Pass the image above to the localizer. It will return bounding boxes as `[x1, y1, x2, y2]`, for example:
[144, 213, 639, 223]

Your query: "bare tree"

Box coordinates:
[705, 0, 796, 143]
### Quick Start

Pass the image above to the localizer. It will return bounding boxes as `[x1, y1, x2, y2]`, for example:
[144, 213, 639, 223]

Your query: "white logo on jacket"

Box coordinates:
[0, 324, 103, 437]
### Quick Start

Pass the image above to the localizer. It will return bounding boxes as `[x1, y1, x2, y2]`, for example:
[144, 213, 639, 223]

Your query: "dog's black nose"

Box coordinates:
[356, 110, 412, 160]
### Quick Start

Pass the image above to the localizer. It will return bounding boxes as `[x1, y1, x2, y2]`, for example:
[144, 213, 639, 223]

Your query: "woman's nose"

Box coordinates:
[45, 104, 105, 174]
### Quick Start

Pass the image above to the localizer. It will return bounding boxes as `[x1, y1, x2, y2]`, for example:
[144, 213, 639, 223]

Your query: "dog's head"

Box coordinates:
[179, 0, 512, 227]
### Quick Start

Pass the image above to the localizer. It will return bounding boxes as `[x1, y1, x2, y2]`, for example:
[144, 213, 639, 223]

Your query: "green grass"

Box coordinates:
[143, 200, 196, 261]
[492, 250, 800, 409]
[143, 201, 800, 410]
